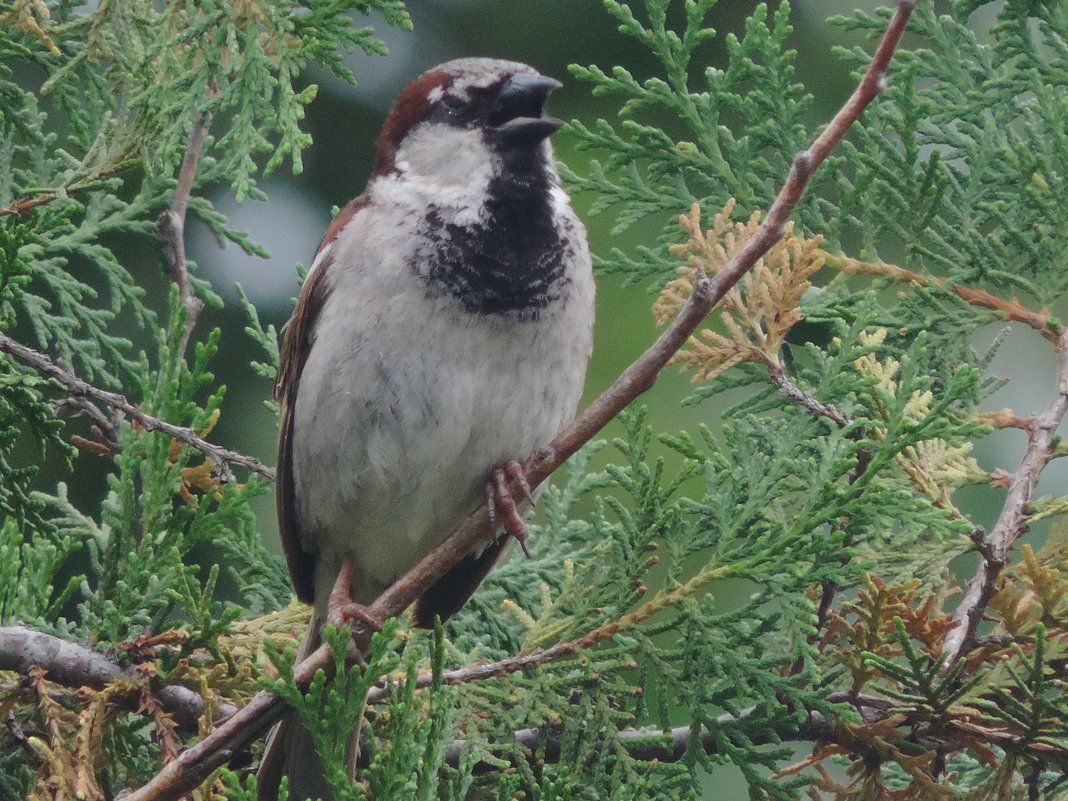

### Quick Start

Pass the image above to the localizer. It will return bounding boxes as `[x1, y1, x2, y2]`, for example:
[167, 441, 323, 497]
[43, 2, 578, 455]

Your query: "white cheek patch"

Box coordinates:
[377, 124, 495, 224]
[398, 124, 492, 185]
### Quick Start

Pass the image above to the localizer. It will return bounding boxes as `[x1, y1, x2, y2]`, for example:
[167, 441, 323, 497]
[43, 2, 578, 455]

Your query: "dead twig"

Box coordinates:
[941, 332, 1068, 669]
[0, 333, 275, 483]
[835, 256, 1057, 342]
[157, 111, 211, 360]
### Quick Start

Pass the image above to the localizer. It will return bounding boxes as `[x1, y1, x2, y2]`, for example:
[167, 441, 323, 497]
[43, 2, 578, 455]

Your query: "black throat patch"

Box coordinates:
[416, 152, 569, 317]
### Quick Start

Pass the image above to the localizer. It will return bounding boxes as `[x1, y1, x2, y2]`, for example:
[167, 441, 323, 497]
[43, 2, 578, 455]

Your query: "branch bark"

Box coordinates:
[0, 625, 236, 730]
[941, 330, 1068, 669]
[157, 111, 211, 359]
[121, 4, 918, 799]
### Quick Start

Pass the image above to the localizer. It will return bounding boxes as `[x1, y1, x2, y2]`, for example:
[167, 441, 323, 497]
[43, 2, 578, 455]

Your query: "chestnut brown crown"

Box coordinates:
[373, 57, 564, 176]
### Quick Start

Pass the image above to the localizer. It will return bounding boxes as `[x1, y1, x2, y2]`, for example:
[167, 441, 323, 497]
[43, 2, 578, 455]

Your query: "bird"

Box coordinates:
[256, 57, 595, 799]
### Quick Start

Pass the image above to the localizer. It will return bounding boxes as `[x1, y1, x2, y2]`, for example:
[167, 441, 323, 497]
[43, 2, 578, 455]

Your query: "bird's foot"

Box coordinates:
[487, 460, 534, 557]
[327, 557, 384, 657]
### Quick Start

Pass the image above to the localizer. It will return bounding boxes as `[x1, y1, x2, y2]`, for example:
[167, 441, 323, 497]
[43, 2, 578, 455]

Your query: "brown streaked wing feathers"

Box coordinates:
[275, 197, 367, 604]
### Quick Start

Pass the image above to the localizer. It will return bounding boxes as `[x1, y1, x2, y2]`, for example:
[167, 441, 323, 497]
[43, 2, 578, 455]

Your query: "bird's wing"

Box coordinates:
[275, 197, 367, 603]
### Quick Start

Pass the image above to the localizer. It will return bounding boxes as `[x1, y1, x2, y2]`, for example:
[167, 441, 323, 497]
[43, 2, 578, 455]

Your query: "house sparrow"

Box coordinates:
[257, 58, 595, 799]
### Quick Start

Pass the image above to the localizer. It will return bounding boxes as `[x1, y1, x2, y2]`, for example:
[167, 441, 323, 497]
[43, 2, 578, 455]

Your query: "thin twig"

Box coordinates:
[834, 255, 1057, 342]
[0, 193, 57, 218]
[941, 331, 1068, 669]
[50, 396, 120, 443]
[157, 112, 211, 359]
[768, 357, 861, 665]
[371, 563, 729, 704]
[769, 365, 853, 428]
[0, 333, 275, 483]
[121, 6, 917, 796]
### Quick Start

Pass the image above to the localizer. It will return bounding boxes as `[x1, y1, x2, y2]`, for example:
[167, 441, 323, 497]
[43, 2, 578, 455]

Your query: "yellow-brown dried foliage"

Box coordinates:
[655, 200, 826, 382]
[989, 526, 1068, 637]
[168, 409, 233, 505]
[821, 575, 955, 692]
[796, 715, 954, 801]
[847, 329, 985, 515]
[0, 0, 60, 55]
[21, 665, 128, 801]
[5, 603, 308, 800]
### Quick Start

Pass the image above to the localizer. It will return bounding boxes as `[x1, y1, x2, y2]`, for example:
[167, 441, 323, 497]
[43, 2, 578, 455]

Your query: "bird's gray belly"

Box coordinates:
[291, 300, 584, 603]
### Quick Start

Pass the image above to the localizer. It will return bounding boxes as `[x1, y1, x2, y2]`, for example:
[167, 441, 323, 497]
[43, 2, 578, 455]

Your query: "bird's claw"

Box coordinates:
[327, 557, 384, 656]
[487, 460, 534, 558]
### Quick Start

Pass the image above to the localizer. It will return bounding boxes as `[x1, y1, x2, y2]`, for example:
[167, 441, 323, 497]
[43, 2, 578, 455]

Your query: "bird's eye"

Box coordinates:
[441, 94, 465, 111]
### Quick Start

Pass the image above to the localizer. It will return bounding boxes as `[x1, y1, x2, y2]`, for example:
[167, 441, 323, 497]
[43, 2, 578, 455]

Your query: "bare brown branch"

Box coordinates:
[941, 331, 1068, 669]
[157, 112, 211, 358]
[0, 333, 275, 483]
[0, 193, 56, 218]
[0, 625, 236, 730]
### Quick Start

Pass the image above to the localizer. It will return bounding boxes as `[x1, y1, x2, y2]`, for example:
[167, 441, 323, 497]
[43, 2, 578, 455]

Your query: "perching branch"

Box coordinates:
[122, 5, 918, 799]
[0, 333, 275, 483]
[941, 330, 1068, 669]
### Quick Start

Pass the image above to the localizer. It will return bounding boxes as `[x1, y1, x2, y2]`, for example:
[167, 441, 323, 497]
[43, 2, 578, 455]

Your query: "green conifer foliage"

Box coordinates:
[1, 1, 1066, 799]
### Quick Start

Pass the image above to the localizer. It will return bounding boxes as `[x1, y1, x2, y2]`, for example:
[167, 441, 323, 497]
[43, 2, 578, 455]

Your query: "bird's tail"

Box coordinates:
[257, 616, 360, 801]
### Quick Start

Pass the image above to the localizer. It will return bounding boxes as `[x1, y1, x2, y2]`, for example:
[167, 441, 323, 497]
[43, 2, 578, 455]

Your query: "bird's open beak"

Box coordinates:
[490, 72, 565, 147]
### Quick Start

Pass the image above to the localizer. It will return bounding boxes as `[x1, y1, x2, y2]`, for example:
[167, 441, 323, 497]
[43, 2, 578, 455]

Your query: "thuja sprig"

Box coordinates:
[655, 199, 827, 382]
